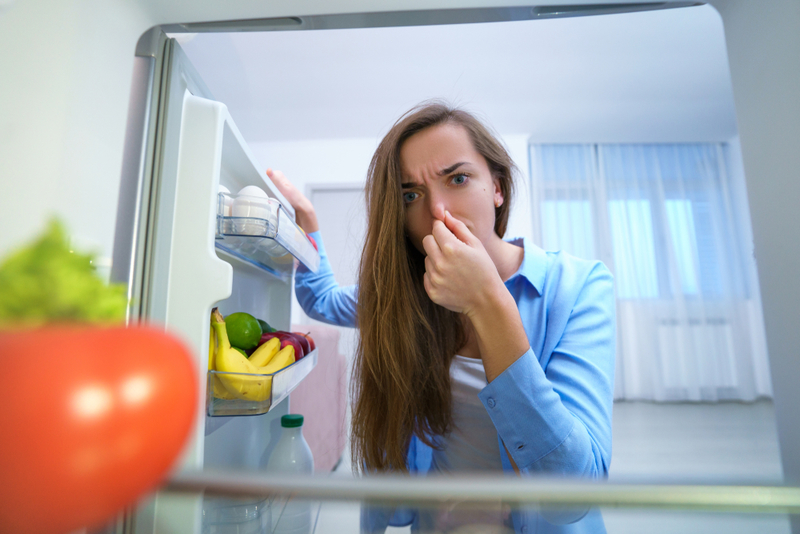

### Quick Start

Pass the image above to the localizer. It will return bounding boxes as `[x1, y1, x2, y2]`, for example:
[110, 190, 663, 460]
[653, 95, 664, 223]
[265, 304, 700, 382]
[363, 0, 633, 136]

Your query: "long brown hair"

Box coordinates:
[351, 101, 517, 472]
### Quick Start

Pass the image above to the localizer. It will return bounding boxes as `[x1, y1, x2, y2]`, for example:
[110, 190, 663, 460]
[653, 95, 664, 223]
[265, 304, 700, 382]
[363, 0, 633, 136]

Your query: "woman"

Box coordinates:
[268, 102, 615, 534]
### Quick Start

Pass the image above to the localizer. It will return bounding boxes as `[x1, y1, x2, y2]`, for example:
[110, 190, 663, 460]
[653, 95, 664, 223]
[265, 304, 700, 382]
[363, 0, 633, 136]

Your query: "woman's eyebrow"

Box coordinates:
[400, 162, 471, 188]
[438, 162, 469, 175]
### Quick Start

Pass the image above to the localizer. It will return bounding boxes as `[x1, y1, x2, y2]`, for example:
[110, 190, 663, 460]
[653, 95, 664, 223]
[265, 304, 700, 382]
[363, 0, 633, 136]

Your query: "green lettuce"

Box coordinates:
[0, 219, 127, 327]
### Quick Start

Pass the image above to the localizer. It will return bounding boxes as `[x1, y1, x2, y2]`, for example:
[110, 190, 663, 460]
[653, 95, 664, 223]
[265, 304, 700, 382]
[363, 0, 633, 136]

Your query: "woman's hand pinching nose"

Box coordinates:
[442, 210, 481, 246]
[422, 211, 502, 316]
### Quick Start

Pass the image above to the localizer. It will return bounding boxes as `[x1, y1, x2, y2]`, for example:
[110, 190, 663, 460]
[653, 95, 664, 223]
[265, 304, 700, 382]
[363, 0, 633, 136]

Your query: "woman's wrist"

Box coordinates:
[465, 274, 510, 321]
[295, 204, 319, 233]
[469, 287, 530, 382]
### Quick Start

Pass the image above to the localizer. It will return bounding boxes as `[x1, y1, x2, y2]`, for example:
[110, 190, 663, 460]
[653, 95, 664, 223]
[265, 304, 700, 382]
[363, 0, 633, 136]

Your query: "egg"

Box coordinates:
[232, 185, 272, 235]
[217, 185, 233, 216]
[237, 185, 268, 198]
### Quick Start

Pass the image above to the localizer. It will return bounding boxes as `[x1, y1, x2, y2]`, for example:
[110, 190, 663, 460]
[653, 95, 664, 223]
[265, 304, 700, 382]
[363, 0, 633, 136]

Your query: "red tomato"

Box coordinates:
[0, 325, 198, 534]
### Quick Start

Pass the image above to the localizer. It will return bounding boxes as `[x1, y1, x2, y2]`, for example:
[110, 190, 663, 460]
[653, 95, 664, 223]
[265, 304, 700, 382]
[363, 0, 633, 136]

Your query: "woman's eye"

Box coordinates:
[452, 174, 468, 185]
[403, 192, 419, 204]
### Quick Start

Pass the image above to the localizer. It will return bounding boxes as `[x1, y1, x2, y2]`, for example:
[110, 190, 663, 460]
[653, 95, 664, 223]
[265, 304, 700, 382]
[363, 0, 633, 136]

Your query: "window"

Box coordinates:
[608, 199, 659, 299]
[541, 200, 595, 261]
[665, 199, 699, 295]
[531, 142, 770, 401]
[531, 143, 748, 300]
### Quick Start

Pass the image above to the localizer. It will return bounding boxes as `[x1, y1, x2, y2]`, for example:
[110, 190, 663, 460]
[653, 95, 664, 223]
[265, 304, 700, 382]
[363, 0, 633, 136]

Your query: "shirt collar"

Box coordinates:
[504, 236, 548, 294]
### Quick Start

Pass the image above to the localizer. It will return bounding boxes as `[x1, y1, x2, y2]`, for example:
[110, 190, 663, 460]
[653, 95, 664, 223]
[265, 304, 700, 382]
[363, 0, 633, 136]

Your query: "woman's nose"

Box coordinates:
[428, 192, 447, 221]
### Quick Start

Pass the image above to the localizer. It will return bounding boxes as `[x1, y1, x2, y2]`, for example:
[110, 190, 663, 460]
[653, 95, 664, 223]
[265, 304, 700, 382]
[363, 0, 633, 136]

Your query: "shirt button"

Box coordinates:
[487, 398, 496, 408]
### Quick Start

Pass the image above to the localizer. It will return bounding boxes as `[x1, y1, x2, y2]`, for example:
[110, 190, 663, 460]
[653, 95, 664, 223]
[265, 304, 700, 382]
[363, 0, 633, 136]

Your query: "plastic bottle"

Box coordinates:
[263, 414, 314, 534]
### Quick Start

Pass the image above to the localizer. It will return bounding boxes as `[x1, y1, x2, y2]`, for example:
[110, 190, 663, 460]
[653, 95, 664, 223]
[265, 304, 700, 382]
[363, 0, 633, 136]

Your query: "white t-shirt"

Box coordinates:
[429, 355, 512, 533]
[431, 355, 503, 473]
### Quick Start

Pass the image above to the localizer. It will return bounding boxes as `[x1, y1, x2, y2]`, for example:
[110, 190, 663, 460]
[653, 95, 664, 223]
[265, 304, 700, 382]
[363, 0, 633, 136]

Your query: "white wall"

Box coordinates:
[0, 0, 153, 262]
[249, 137, 378, 198]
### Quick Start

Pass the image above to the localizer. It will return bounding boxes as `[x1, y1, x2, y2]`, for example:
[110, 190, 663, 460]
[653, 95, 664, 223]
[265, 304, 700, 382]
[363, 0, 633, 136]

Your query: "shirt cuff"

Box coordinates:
[478, 348, 575, 470]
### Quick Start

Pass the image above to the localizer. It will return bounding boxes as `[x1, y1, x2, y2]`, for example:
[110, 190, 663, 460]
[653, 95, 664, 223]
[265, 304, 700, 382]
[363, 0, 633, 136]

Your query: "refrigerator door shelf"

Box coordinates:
[207, 348, 318, 416]
[177, 92, 320, 286]
[215, 193, 320, 277]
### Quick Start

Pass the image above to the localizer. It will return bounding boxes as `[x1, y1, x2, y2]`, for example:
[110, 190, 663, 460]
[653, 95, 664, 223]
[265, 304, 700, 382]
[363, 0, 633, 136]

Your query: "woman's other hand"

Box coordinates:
[422, 210, 505, 318]
[266, 169, 319, 233]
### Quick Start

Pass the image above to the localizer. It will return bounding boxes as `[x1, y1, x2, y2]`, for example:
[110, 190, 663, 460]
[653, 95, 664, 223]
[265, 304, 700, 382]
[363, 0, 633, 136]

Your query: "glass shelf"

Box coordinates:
[206, 349, 318, 417]
[215, 193, 320, 279]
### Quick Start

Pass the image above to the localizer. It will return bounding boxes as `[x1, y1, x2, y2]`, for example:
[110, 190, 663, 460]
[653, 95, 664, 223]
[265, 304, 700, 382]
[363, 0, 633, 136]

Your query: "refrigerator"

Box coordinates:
[112, 27, 321, 534]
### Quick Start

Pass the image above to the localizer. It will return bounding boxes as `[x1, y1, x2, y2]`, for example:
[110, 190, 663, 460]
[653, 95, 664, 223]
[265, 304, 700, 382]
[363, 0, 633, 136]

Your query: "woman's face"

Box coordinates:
[399, 123, 503, 253]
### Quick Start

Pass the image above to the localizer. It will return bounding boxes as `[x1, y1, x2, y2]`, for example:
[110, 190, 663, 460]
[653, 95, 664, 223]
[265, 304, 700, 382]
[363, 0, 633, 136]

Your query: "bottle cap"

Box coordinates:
[281, 414, 304, 428]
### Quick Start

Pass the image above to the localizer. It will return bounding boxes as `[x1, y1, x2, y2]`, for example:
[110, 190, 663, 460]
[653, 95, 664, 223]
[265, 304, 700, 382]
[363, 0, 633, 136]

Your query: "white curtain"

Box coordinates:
[530, 143, 772, 402]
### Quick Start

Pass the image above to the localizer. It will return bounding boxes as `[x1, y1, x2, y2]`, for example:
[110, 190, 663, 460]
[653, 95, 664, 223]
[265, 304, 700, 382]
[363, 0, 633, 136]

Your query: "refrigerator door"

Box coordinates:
[115, 30, 318, 534]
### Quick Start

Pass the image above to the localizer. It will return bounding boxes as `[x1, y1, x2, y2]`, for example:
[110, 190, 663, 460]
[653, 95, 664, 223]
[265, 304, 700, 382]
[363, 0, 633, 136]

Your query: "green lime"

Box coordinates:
[225, 312, 262, 350]
[257, 318, 276, 333]
[233, 347, 248, 357]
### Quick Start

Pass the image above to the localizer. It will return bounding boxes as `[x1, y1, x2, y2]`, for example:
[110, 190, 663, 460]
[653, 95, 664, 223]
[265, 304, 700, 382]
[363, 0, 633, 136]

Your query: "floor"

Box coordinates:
[602, 400, 789, 534]
[312, 400, 789, 533]
[608, 400, 783, 483]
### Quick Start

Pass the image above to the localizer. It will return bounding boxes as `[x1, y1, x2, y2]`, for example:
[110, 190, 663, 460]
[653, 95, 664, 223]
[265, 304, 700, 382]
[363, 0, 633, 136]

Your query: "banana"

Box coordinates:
[248, 337, 280, 367]
[211, 308, 271, 401]
[208, 320, 215, 370]
[260, 344, 295, 373]
[208, 313, 236, 400]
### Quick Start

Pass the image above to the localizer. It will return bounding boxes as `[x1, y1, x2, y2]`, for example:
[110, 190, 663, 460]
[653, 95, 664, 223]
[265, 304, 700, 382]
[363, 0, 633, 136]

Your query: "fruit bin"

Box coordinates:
[206, 348, 318, 417]
[215, 193, 320, 279]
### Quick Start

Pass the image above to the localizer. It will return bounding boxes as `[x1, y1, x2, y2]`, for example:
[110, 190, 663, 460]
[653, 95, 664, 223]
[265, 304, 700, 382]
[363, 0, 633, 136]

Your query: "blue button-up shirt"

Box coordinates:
[296, 231, 616, 534]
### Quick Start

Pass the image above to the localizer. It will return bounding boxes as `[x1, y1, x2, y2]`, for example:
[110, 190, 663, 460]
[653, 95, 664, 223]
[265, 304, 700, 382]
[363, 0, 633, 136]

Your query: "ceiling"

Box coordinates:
[177, 4, 737, 143]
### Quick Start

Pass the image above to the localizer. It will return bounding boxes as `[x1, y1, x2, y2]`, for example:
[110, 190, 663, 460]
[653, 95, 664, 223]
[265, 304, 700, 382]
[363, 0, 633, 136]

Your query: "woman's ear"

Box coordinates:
[493, 178, 504, 208]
